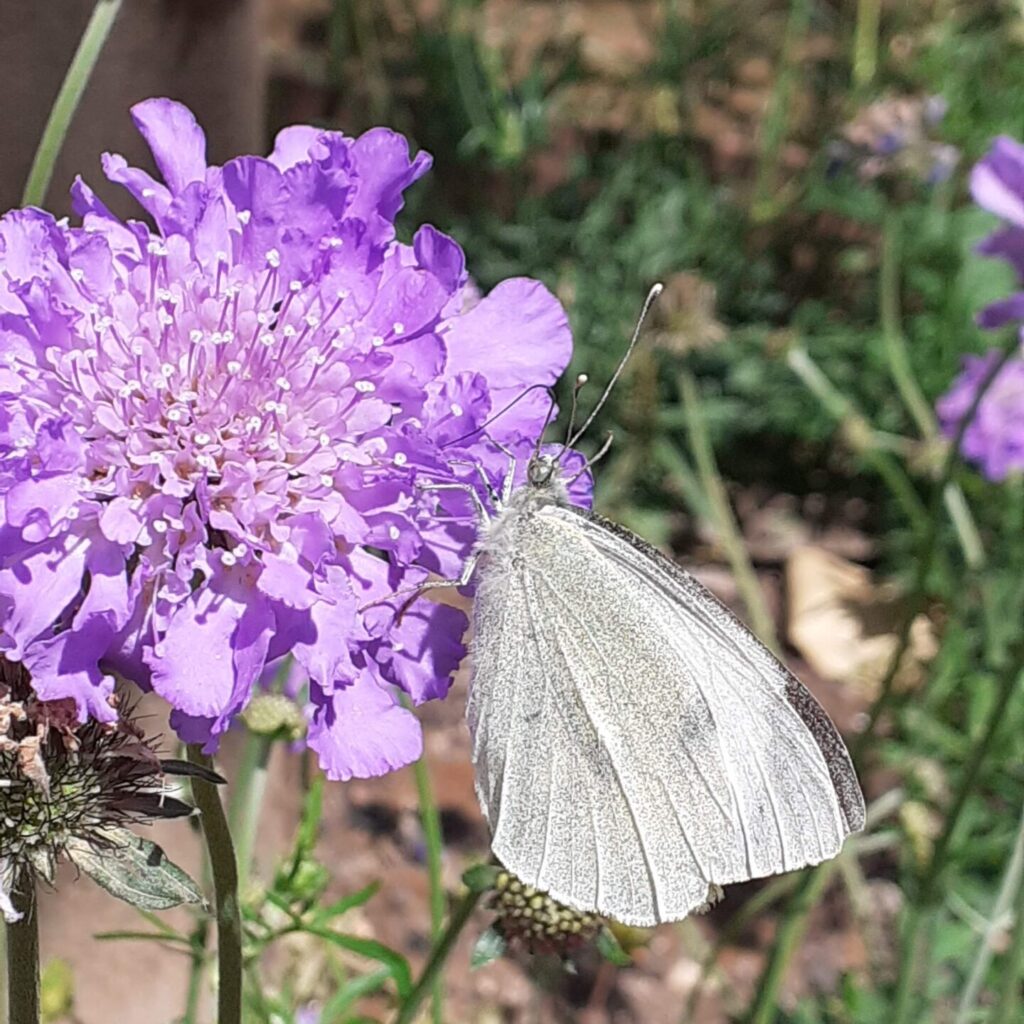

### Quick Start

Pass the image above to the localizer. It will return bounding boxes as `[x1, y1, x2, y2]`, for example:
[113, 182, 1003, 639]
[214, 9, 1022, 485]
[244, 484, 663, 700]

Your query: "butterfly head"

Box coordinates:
[526, 452, 559, 489]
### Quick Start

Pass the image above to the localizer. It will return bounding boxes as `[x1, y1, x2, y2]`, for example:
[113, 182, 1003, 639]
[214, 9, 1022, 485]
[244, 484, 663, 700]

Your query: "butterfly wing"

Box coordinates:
[466, 502, 865, 926]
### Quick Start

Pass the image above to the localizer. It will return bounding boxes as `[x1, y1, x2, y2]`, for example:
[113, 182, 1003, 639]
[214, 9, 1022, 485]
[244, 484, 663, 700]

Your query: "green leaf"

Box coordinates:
[470, 926, 506, 970]
[66, 830, 205, 911]
[312, 881, 380, 924]
[304, 925, 412, 999]
[595, 926, 632, 967]
[461, 863, 500, 893]
[319, 967, 392, 1021]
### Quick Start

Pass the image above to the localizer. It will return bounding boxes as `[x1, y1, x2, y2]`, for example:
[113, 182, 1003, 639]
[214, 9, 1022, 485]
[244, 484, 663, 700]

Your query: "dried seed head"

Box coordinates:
[489, 869, 600, 956]
[0, 658, 191, 921]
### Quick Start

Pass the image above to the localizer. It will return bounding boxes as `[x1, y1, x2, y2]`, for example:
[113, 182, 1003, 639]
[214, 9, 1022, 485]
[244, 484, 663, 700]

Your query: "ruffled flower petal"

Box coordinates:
[306, 673, 423, 781]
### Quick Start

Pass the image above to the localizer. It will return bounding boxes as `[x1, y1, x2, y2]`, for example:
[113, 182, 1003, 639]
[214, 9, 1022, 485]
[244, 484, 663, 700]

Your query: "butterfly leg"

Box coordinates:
[444, 459, 499, 507]
[418, 480, 491, 523]
[481, 438, 518, 504]
[356, 481, 487, 616]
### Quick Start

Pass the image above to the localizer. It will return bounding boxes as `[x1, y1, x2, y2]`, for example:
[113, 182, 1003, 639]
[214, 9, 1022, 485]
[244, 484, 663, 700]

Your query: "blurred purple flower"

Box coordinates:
[936, 137, 1024, 479]
[937, 352, 1024, 481]
[0, 98, 585, 780]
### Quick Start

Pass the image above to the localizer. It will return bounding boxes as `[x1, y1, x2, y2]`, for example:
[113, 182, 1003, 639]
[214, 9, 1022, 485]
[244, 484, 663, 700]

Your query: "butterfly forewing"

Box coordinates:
[467, 496, 865, 927]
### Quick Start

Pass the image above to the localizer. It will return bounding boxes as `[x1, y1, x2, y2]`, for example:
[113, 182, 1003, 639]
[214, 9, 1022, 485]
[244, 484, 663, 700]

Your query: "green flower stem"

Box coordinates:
[956, 801, 1024, 1024]
[392, 887, 482, 1024]
[786, 345, 931, 540]
[21, 0, 123, 207]
[187, 746, 242, 1024]
[181, 919, 209, 1024]
[227, 731, 273, 893]
[679, 371, 780, 653]
[411, 741, 445, 1024]
[852, 334, 1021, 763]
[682, 873, 801, 1022]
[852, 0, 882, 90]
[743, 862, 837, 1024]
[752, 0, 811, 220]
[880, 217, 984, 569]
[892, 651, 1024, 1024]
[992, 833, 1024, 1024]
[6, 884, 39, 1024]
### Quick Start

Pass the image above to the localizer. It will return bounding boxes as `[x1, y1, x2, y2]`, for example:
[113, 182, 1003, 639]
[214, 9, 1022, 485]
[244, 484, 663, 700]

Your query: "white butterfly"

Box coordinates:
[419, 287, 865, 926]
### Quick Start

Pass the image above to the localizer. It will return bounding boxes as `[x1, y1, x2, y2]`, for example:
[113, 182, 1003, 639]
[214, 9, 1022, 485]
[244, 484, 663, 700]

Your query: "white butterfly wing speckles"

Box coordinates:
[466, 483, 865, 927]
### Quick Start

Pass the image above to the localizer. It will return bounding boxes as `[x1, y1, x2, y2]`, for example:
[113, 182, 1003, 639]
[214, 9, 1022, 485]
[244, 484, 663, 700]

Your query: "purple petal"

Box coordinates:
[257, 544, 316, 609]
[976, 226, 1024, 277]
[373, 596, 467, 704]
[73, 535, 132, 633]
[0, 529, 90, 656]
[101, 152, 171, 221]
[348, 128, 432, 232]
[22, 625, 117, 722]
[306, 673, 422, 781]
[977, 293, 1024, 329]
[972, 136, 1024, 226]
[145, 566, 274, 719]
[289, 565, 359, 688]
[5, 474, 81, 535]
[413, 226, 466, 294]
[443, 277, 572, 389]
[267, 125, 324, 171]
[131, 98, 208, 195]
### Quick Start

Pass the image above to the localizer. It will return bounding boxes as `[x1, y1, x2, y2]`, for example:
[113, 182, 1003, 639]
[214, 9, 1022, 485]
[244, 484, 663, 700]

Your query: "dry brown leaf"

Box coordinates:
[786, 545, 937, 701]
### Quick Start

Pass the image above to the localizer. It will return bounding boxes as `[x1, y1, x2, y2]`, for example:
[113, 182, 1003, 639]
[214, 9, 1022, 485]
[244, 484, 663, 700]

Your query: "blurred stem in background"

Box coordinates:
[392, 887, 483, 1024]
[880, 216, 985, 569]
[993, 838, 1024, 1024]
[956, 801, 1024, 1024]
[852, 0, 882, 91]
[752, 0, 811, 220]
[892, 648, 1024, 1024]
[228, 731, 274, 895]
[187, 747, 242, 1024]
[785, 344, 931, 540]
[445, 0, 494, 146]
[21, 0, 123, 207]
[5, 887, 39, 1024]
[404, 695, 447, 1024]
[678, 371, 780, 652]
[744, 329, 1021, 1023]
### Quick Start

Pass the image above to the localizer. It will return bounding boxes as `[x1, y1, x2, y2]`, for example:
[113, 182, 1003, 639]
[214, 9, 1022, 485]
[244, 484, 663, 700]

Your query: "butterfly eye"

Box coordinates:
[527, 455, 556, 487]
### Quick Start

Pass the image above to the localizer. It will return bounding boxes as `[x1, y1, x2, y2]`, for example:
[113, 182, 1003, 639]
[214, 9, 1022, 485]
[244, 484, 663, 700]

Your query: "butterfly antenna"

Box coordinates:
[550, 373, 589, 462]
[531, 387, 561, 459]
[443, 383, 554, 449]
[566, 282, 663, 450]
[566, 431, 614, 485]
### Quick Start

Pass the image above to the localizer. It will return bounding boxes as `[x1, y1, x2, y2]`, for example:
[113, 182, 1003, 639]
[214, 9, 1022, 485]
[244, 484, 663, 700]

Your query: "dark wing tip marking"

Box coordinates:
[782, 678, 866, 833]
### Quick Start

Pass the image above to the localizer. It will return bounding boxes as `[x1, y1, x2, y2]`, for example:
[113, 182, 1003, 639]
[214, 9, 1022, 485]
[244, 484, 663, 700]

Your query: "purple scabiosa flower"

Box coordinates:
[0, 98, 588, 780]
[937, 352, 1024, 481]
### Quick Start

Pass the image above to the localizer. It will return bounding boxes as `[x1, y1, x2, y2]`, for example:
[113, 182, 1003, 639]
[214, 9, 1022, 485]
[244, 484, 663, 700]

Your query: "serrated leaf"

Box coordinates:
[596, 926, 632, 967]
[470, 926, 506, 970]
[66, 831, 206, 911]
